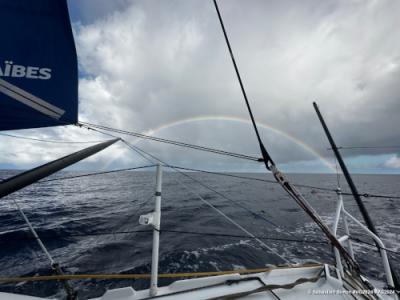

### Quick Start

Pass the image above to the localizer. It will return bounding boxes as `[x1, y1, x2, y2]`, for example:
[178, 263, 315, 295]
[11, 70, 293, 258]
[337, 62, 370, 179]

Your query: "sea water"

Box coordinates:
[0, 170, 399, 298]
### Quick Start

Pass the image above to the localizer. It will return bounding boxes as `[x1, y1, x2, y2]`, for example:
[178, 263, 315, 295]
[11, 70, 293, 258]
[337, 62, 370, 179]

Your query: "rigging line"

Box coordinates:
[213, 0, 357, 273]
[351, 193, 400, 200]
[78, 125, 160, 167]
[0, 132, 105, 144]
[0, 264, 324, 283]
[87, 122, 262, 161]
[213, 0, 274, 170]
[161, 229, 328, 245]
[314, 102, 400, 292]
[78, 121, 261, 162]
[1, 229, 332, 246]
[79, 124, 400, 200]
[350, 237, 400, 256]
[122, 140, 301, 244]
[163, 165, 298, 238]
[122, 140, 400, 248]
[328, 146, 400, 150]
[172, 173, 291, 264]
[12, 199, 55, 265]
[11, 199, 76, 298]
[122, 139, 290, 237]
[167, 165, 277, 184]
[120, 140, 291, 264]
[37, 165, 157, 183]
[80, 123, 124, 140]
[169, 166, 352, 195]
[78, 125, 400, 200]
[168, 165, 332, 191]
[122, 140, 159, 164]
[334, 157, 341, 190]
[205, 269, 325, 300]
[138, 192, 158, 208]
[167, 165, 400, 200]
[272, 165, 360, 272]
[83, 124, 160, 167]
[294, 185, 400, 200]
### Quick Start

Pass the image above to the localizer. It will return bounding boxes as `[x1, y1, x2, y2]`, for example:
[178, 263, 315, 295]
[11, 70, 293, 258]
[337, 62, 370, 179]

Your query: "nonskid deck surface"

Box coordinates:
[0, 265, 390, 300]
[95, 265, 362, 300]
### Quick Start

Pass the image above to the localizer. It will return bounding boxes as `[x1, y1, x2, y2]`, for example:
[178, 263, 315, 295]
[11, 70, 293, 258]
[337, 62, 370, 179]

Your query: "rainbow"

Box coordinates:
[129, 115, 335, 172]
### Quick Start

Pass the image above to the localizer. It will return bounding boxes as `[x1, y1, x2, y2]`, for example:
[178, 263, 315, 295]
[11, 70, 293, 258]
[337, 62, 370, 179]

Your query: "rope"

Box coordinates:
[206, 269, 324, 300]
[172, 176, 290, 263]
[350, 237, 400, 255]
[158, 165, 400, 200]
[0, 132, 105, 144]
[32, 159, 400, 200]
[4, 121, 397, 201]
[0, 263, 322, 283]
[163, 166, 284, 233]
[353, 193, 400, 200]
[334, 157, 341, 190]
[11, 199, 76, 299]
[37, 165, 156, 183]
[12, 200, 55, 265]
[168, 165, 334, 192]
[79, 121, 262, 162]
[6, 228, 399, 256]
[1, 228, 332, 247]
[161, 229, 327, 245]
[213, 0, 274, 170]
[328, 146, 400, 150]
[119, 140, 291, 263]
[2, 123, 398, 200]
[167, 165, 277, 183]
[1, 106, 261, 162]
[77, 123, 400, 200]
[271, 165, 360, 272]
[3, 112, 398, 200]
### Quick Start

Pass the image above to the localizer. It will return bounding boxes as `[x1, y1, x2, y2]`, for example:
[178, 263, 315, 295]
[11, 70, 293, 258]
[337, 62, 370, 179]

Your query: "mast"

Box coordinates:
[313, 101, 399, 290]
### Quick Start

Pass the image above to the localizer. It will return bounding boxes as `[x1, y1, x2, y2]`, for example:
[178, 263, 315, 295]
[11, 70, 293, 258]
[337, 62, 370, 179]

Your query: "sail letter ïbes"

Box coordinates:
[0, 0, 78, 130]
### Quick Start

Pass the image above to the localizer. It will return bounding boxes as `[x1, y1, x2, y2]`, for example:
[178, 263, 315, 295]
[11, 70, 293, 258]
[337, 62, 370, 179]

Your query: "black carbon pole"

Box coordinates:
[313, 101, 399, 291]
[313, 102, 376, 233]
[0, 138, 119, 199]
[213, 0, 274, 170]
[212, 0, 359, 271]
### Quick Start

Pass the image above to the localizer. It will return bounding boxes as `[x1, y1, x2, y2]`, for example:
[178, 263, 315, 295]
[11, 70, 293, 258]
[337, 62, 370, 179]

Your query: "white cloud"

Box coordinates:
[1, 0, 400, 172]
[384, 155, 400, 169]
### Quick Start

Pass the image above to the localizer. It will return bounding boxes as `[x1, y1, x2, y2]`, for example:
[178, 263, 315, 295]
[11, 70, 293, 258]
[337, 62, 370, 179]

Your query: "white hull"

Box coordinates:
[0, 264, 395, 300]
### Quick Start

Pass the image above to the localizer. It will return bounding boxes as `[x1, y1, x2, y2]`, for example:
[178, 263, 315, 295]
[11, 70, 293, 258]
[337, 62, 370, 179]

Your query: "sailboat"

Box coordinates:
[0, 0, 398, 299]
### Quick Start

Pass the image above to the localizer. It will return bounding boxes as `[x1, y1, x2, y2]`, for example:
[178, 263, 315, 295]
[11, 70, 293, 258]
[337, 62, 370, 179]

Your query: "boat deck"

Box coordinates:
[0, 264, 392, 300]
[94, 264, 385, 300]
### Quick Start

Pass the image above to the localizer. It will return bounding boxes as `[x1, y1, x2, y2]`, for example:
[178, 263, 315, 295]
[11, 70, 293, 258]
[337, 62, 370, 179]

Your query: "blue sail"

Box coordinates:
[0, 0, 78, 131]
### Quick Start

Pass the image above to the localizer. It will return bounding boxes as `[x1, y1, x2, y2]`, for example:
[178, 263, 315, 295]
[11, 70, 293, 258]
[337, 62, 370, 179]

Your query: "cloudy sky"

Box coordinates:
[1, 0, 400, 173]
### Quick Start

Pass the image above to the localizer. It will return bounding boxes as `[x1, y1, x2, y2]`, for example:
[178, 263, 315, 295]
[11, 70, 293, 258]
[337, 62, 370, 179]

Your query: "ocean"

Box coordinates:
[0, 169, 399, 299]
